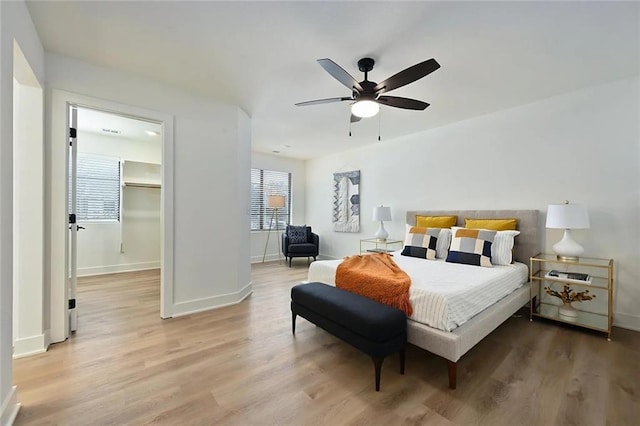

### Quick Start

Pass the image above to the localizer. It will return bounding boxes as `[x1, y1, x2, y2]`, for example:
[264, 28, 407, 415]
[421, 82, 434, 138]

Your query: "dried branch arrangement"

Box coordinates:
[544, 284, 596, 304]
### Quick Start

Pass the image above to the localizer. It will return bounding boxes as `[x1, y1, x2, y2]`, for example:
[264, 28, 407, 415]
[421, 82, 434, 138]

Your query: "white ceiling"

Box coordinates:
[27, 1, 639, 159]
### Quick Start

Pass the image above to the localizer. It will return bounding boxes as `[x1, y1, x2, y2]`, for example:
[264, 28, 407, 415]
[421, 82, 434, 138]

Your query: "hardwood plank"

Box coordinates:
[13, 263, 640, 425]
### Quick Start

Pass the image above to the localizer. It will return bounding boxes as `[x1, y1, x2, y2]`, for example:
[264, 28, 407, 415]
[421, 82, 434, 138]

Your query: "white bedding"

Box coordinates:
[307, 251, 528, 332]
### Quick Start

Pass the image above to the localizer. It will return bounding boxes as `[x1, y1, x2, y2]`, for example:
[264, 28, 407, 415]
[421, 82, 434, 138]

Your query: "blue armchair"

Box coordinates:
[282, 225, 319, 267]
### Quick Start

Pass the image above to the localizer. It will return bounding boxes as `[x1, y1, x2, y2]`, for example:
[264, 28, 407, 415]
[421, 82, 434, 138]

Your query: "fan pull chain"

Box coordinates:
[349, 119, 352, 137]
[378, 110, 381, 141]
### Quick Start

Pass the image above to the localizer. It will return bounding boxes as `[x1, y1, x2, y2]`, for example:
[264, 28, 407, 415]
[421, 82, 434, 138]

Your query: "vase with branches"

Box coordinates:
[544, 284, 596, 320]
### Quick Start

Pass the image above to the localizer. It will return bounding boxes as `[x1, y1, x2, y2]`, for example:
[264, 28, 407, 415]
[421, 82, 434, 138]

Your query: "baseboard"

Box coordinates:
[78, 261, 160, 277]
[44, 329, 51, 348]
[0, 386, 20, 426]
[317, 254, 339, 260]
[252, 254, 337, 264]
[251, 254, 285, 264]
[13, 333, 48, 358]
[614, 312, 640, 332]
[169, 282, 253, 318]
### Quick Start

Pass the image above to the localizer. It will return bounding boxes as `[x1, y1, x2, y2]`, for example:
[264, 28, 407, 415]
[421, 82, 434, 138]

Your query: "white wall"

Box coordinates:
[251, 152, 306, 263]
[236, 111, 251, 291]
[305, 76, 640, 330]
[77, 130, 161, 276]
[0, 1, 45, 423]
[78, 130, 161, 163]
[13, 77, 45, 358]
[46, 53, 252, 325]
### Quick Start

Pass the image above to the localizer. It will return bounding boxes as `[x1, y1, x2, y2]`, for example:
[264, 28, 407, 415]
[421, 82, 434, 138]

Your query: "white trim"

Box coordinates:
[254, 254, 337, 264]
[13, 333, 48, 358]
[49, 89, 175, 342]
[614, 312, 640, 332]
[77, 262, 160, 277]
[160, 113, 174, 319]
[43, 329, 51, 349]
[251, 254, 283, 264]
[169, 282, 253, 318]
[0, 386, 20, 426]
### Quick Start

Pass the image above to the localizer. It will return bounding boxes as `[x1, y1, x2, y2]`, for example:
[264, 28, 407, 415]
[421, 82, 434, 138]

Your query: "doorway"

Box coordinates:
[50, 90, 175, 344]
[69, 106, 163, 332]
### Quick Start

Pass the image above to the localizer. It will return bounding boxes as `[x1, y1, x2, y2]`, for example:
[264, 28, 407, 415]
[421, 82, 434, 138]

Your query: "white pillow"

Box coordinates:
[491, 230, 520, 265]
[436, 228, 452, 259]
[451, 227, 520, 265]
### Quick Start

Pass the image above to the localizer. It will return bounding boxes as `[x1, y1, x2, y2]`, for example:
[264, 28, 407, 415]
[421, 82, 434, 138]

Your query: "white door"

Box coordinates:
[68, 104, 79, 333]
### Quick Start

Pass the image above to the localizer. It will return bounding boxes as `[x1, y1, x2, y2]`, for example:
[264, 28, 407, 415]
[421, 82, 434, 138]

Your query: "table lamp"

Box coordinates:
[373, 205, 391, 241]
[546, 201, 590, 261]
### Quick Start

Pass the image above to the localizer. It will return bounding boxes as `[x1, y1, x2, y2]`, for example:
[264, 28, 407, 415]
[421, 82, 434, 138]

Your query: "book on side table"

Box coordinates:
[546, 269, 592, 283]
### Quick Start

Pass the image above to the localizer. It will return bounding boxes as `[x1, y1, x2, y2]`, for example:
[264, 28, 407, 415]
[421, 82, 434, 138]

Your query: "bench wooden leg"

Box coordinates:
[292, 312, 297, 334]
[372, 356, 384, 391]
[447, 360, 457, 390]
[399, 348, 405, 375]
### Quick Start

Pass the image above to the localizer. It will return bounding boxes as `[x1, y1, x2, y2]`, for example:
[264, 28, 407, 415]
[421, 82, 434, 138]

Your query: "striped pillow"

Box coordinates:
[435, 228, 452, 259]
[446, 227, 496, 267]
[401, 225, 439, 260]
[491, 230, 520, 265]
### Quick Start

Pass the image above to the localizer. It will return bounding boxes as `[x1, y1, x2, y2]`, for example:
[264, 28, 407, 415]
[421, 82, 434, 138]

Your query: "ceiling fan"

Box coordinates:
[296, 57, 440, 123]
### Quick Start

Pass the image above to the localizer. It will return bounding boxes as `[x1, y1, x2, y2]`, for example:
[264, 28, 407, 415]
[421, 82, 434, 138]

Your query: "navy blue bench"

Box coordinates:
[291, 282, 407, 391]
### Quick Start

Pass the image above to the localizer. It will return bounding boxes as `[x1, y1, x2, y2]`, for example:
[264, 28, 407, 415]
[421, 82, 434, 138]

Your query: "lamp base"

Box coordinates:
[556, 255, 580, 262]
[374, 222, 388, 241]
[552, 229, 584, 262]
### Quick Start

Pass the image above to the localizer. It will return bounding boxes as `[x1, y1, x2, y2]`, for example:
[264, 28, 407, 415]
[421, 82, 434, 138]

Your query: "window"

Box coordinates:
[250, 168, 291, 230]
[69, 153, 121, 221]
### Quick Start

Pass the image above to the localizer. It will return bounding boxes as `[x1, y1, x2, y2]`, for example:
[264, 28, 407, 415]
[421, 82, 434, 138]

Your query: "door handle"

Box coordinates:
[77, 225, 85, 230]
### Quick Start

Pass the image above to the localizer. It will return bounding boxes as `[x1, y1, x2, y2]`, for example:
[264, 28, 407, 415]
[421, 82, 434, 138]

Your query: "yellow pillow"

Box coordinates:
[416, 215, 458, 228]
[464, 218, 518, 231]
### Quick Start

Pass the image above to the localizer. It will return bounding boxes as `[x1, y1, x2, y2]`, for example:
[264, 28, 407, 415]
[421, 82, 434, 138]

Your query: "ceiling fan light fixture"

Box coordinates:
[351, 100, 380, 118]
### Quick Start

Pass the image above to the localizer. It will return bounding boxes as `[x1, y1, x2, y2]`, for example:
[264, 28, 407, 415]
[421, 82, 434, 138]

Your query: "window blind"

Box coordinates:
[250, 168, 291, 231]
[69, 153, 121, 221]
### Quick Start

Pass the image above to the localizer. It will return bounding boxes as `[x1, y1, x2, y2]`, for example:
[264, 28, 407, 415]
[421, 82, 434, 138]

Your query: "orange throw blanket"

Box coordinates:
[336, 253, 413, 316]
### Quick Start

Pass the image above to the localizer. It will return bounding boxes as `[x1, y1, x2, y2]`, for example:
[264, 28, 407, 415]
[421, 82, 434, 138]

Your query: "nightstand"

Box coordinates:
[530, 254, 614, 340]
[360, 238, 403, 254]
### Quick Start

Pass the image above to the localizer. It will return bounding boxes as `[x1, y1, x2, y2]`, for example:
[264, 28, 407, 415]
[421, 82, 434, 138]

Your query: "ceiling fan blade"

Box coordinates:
[350, 114, 362, 123]
[377, 96, 430, 110]
[373, 58, 440, 95]
[295, 97, 352, 107]
[317, 58, 364, 93]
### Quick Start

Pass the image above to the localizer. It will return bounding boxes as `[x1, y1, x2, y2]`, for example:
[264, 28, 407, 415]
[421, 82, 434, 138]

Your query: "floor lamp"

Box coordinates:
[262, 194, 286, 263]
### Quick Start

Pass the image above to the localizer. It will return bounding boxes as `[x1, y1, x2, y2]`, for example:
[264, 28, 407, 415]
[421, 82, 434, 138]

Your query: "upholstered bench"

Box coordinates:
[291, 282, 407, 391]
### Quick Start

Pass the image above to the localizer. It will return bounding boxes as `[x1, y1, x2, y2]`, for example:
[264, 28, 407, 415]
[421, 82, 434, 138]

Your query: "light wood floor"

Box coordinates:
[13, 263, 640, 425]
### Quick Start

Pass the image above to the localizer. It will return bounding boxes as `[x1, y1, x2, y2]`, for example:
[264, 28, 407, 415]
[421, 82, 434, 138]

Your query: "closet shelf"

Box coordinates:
[123, 181, 161, 189]
[121, 161, 161, 189]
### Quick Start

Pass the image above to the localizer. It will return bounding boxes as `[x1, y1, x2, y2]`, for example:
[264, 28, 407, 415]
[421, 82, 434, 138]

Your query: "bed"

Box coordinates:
[307, 209, 540, 389]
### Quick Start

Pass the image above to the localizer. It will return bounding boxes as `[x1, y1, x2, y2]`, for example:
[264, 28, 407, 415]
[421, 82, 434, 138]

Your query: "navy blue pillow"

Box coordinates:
[288, 225, 308, 244]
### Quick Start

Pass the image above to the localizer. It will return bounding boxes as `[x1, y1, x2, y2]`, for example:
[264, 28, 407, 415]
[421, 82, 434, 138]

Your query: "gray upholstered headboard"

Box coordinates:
[406, 210, 540, 265]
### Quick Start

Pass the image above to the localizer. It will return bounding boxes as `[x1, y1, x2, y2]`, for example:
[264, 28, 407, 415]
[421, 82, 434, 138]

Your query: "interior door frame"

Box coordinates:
[50, 90, 175, 343]
[68, 105, 78, 333]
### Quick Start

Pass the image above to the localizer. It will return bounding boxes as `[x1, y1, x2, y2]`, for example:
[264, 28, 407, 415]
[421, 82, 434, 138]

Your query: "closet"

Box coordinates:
[119, 160, 161, 258]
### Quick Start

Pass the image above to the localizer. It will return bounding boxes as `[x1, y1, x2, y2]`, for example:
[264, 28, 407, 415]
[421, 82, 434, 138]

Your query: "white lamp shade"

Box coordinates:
[351, 100, 380, 118]
[372, 206, 391, 222]
[267, 195, 286, 208]
[546, 203, 590, 229]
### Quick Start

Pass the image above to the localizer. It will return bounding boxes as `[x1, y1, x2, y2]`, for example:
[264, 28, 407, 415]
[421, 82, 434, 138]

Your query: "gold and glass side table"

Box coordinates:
[359, 238, 403, 254]
[530, 253, 614, 340]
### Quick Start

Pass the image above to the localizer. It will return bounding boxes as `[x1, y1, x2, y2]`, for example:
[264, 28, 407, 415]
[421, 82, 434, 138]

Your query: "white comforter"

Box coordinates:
[307, 252, 528, 332]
